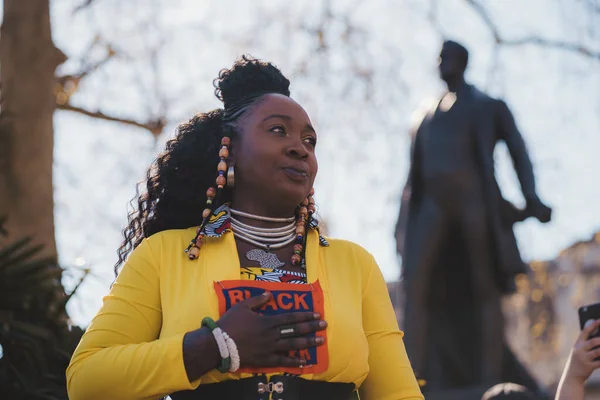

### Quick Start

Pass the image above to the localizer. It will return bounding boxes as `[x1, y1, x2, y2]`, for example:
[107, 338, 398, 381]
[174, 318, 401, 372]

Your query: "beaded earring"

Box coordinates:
[185, 136, 232, 260]
[291, 188, 315, 266]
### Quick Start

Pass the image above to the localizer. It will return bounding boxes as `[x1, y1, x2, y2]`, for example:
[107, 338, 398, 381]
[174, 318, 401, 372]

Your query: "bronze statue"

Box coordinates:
[395, 41, 551, 397]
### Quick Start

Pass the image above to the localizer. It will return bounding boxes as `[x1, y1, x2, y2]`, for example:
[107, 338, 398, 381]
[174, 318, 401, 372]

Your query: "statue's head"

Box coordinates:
[438, 40, 469, 81]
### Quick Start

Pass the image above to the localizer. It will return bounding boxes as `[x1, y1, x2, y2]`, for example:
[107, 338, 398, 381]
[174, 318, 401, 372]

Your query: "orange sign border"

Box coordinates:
[213, 279, 328, 375]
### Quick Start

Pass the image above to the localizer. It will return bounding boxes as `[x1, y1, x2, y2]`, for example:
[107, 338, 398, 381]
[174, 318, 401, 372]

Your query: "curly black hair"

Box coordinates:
[115, 55, 291, 274]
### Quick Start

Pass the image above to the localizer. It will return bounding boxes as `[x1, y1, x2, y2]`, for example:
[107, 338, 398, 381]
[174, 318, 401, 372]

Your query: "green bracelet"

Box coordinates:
[202, 317, 231, 373]
[201, 317, 219, 331]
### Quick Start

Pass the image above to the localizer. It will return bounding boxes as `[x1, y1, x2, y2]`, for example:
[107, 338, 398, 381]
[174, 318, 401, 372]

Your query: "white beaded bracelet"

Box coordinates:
[221, 331, 240, 372]
[210, 327, 230, 363]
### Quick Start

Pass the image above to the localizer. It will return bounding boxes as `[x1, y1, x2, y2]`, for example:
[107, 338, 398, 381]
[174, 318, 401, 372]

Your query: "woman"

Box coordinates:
[66, 56, 423, 400]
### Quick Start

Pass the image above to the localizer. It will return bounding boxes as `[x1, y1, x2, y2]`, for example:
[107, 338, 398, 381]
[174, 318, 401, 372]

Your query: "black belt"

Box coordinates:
[170, 375, 357, 400]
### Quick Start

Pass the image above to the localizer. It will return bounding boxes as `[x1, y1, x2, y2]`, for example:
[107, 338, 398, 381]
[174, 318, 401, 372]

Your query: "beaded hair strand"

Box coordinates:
[185, 136, 232, 259]
[291, 188, 316, 266]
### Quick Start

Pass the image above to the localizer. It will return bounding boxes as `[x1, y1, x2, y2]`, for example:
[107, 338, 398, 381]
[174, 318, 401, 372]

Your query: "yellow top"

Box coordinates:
[66, 228, 423, 400]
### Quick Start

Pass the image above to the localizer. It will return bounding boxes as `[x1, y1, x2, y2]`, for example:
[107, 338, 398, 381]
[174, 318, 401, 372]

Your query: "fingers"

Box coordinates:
[281, 320, 327, 337]
[579, 319, 600, 342]
[275, 335, 325, 352]
[268, 311, 322, 328]
[583, 337, 600, 351]
[273, 320, 327, 353]
[586, 348, 600, 362]
[241, 291, 273, 311]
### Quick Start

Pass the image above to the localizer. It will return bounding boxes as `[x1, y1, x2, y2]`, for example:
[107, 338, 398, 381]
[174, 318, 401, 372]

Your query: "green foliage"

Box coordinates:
[0, 217, 84, 399]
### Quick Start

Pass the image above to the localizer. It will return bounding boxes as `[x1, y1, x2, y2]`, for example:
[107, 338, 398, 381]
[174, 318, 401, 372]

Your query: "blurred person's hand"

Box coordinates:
[556, 319, 600, 400]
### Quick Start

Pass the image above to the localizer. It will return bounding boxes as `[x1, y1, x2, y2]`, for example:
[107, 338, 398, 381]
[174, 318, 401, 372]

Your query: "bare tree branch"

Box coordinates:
[54, 37, 117, 109]
[500, 36, 600, 59]
[56, 5, 169, 139]
[56, 36, 116, 85]
[466, 0, 600, 60]
[73, 0, 97, 15]
[56, 103, 165, 137]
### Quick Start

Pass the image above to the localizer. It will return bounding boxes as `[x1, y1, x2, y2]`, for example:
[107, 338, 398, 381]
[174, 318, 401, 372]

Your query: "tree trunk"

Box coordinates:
[0, 0, 66, 259]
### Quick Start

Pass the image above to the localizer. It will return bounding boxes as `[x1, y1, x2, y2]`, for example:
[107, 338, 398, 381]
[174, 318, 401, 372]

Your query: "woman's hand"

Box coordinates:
[564, 319, 600, 383]
[556, 319, 600, 400]
[217, 291, 327, 368]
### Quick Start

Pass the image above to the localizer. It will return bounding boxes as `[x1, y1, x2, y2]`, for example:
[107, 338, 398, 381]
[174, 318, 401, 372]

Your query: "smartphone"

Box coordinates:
[579, 302, 600, 362]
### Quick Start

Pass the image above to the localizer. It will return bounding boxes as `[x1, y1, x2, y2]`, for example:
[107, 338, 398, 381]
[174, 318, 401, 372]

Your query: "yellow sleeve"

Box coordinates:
[66, 238, 198, 400]
[359, 254, 424, 400]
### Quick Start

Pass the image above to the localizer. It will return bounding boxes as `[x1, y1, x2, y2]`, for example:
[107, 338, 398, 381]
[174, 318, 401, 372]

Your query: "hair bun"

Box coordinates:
[214, 55, 290, 109]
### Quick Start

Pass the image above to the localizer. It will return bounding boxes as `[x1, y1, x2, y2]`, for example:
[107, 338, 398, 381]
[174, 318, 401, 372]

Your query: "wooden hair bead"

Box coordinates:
[216, 175, 226, 188]
[206, 187, 217, 198]
[219, 148, 229, 159]
[293, 244, 303, 253]
[217, 161, 228, 172]
[221, 137, 231, 147]
[296, 225, 305, 235]
[188, 246, 200, 259]
[195, 235, 204, 247]
[301, 198, 309, 207]
[291, 254, 302, 265]
[202, 208, 211, 219]
[299, 207, 308, 217]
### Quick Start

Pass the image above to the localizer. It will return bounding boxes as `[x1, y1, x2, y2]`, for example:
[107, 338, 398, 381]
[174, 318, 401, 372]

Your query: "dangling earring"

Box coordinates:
[227, 165, 235, 188]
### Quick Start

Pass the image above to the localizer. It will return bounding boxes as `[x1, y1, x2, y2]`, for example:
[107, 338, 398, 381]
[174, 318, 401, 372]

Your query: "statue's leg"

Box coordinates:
[403, 195, 447, 379]
[460, 201, 504, 385]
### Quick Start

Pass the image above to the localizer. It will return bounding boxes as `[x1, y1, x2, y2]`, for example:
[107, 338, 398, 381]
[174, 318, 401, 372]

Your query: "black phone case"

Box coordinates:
[579, 302, 600, 361]
[579, 302, 600, 335]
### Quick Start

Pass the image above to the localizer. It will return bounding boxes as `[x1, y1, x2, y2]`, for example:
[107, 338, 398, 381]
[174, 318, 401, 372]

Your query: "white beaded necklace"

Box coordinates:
[230, 209, 296, 250]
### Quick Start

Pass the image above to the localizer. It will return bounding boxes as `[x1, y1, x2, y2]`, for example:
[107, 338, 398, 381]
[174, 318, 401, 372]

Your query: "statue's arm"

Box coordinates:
[394, 126, 418, 257]
[496, 100, 553, 223]
[495, 100, 537, 199]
